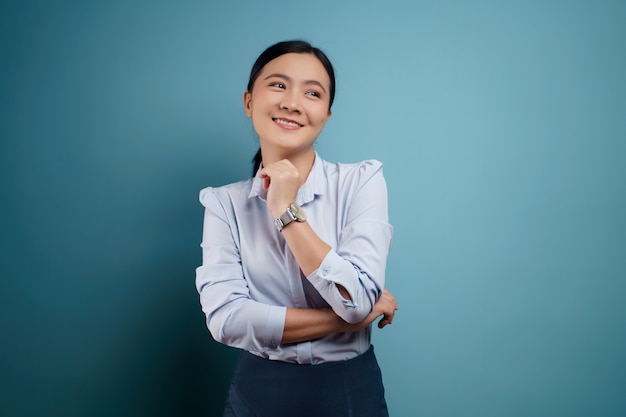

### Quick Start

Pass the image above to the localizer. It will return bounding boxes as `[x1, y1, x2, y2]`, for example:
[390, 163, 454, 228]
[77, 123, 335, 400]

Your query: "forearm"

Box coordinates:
[282, 288, 399, 344]
[280, 219, 329, 275]
[281, 221, 352, 300]
[281, 307, 348, 344]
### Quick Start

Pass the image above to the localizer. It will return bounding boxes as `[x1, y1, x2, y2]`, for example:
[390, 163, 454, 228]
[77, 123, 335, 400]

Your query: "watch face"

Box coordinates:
[289, 203, 307, 221]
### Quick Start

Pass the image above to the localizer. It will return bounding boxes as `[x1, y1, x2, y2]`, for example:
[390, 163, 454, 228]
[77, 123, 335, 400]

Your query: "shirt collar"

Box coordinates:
[248, 152, 325, 206]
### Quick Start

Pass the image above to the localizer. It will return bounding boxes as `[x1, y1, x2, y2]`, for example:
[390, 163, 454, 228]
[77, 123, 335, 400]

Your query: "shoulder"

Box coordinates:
[321, 157, 386, 188]
[199, 178, 253, 209]
[322, 157, 384, 175]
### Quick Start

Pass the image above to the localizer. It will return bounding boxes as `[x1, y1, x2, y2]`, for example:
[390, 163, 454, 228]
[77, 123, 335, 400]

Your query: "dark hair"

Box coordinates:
[248, 40, 336, 175]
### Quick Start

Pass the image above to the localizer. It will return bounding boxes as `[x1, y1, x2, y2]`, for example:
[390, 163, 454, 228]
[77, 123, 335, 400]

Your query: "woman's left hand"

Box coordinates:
[346, 289, 399, 332]
[260, 159, 303, 217]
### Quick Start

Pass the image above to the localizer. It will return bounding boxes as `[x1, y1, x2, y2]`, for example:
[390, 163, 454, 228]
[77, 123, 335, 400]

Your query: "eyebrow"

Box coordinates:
[263, 73, 327, 93]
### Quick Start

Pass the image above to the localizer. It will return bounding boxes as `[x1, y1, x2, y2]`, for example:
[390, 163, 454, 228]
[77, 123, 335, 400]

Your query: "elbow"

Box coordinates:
[207, 315, 229, 345]
[205, 306, 279, 351]
[206, 308, 243, 347]
[333, 286, 375, 324]
[207, 315, 247, 347]
[337, 305, 370, 325]
[202, 296, 248, 347]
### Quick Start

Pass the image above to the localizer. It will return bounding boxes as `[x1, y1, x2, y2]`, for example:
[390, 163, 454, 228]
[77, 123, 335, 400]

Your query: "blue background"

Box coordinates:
[2, 1, 625, 416]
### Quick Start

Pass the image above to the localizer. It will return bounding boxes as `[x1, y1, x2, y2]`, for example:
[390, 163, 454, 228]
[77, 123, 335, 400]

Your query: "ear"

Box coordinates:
[243, 91, 252, 117]
[323, 108, 332, 124]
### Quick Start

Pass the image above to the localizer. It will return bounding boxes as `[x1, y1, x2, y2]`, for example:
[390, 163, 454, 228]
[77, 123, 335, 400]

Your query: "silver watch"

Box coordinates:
[274, 203, 306, 232]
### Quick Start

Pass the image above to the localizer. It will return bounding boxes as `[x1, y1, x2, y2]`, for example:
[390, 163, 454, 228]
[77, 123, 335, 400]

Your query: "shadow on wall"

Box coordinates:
[4, 124, 251, 416]
[85, 260, 238, 416]
[78, 131, 248, 417]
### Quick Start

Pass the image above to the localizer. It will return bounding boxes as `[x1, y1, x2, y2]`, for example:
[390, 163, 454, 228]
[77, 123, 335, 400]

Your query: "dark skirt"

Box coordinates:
[222, 345, 389, 417]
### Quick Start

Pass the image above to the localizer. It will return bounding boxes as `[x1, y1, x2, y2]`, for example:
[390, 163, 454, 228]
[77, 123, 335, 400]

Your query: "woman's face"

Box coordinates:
[244, 53, 332, 156]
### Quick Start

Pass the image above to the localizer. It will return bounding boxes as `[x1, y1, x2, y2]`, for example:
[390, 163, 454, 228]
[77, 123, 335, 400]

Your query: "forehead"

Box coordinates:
[259, 53, 330, 87]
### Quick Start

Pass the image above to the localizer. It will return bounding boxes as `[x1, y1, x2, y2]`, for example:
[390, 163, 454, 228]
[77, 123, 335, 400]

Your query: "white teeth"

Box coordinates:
[274, 118, 301, 127]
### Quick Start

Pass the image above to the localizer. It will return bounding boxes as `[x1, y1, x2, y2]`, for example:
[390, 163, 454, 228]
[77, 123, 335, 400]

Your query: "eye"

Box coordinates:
[306, 90, 321, 98]
[270, 82, 285, 89]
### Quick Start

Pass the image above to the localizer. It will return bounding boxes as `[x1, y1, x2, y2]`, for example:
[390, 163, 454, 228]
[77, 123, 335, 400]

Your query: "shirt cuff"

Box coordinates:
[308, 250, 358, 308]
[265, 305, 287, 349]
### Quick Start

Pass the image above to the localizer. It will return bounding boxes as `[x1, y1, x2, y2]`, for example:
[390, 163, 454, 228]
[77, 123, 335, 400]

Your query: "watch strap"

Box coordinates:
[276, 209, 296, 231]
[274, 203, 305, 232]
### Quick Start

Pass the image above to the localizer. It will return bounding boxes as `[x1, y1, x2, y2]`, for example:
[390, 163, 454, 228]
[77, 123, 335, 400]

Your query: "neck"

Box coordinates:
[260, 147, 316, 180]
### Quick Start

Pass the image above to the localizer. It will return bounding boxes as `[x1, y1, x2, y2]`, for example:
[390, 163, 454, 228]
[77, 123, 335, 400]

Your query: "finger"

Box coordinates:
[377, 316, 392, 329]
[378, 309, 395, 328]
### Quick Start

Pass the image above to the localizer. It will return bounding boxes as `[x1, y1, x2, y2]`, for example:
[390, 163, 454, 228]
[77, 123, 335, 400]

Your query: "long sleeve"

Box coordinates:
[195, 187, 285, 352]
[306, 160, 393, 323]
[195, 154, 393, 364]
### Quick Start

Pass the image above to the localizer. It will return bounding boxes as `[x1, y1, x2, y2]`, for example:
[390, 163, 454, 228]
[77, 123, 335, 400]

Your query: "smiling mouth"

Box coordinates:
[273, 118, 303, 127]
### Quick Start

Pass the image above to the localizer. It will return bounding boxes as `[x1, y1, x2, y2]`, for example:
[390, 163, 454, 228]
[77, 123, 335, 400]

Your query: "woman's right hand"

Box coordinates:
[259, 159, 304, 218]
[347, 289, 398, 332]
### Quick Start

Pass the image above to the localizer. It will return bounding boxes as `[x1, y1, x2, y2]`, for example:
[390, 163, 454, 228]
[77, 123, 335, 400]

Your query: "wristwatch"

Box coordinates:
[274, 203, 306, 232]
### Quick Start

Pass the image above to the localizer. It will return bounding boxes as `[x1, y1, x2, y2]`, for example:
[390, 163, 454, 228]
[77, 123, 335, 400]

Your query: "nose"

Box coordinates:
[280, 90, 301, 113]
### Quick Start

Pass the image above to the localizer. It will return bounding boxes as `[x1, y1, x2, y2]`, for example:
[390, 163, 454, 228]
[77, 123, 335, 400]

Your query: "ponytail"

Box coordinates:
[251, 148, 262, 176]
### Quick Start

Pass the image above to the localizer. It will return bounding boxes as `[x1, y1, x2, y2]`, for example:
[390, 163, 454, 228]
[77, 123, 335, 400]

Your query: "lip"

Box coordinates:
[272, 117, 303, 130]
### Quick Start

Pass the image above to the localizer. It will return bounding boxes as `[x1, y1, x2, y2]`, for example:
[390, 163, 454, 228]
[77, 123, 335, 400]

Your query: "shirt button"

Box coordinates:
[321, 266, 330, 277]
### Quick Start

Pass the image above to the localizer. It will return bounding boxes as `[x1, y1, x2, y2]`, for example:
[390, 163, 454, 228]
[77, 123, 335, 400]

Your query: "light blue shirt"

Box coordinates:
[195, 153, 393, 364]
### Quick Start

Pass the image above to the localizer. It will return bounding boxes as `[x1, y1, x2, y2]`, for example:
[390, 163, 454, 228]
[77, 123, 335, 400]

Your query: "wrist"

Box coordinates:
[269, 202, 291, 218]
[273, 202, 307, 232]
[325, 309, 347, 333]
[329, 309, 353, 333]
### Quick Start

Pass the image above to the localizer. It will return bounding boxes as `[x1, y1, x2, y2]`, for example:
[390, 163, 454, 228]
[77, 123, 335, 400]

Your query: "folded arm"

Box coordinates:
[282, 289, 398, 344]
[266, 160, 393, 324]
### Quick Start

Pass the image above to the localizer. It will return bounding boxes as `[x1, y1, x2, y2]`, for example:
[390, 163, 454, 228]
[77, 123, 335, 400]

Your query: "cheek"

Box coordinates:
[250, 114, 266, 134]
[311, 108, 330, 125]
[249, 98, 269, 121]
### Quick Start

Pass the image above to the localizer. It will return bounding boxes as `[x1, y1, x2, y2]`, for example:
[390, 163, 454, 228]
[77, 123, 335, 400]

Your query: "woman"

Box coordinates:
[195, 40, 398, 417]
